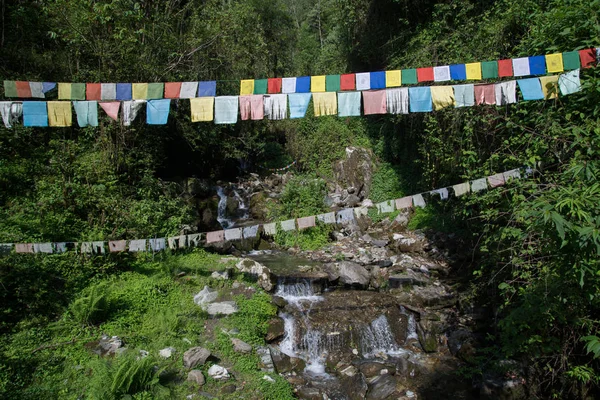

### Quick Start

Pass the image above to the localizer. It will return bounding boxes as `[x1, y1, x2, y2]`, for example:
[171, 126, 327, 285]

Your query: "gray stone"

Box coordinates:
[265, 318, 285, 342]
[257, 346, 275, 372]
[336, 261, 370, 287]
[235, 258, 275, 291]
[183, 347, 211, 369]
[159, 346, 176, 358]
[345, 194, 361, 207]
[271, 296, 287, 308]
[379, 260, 393, 268]
[187, 370, 205, 385]
[262, 375, 276, 383]
[205, 301, 238, 316]
[207, 364, 230, 380]
[339, 365, 358, 377]
[360, 362, 389, 378]
[210, 270, 230, 280]
[366, 375, 398, 399]
[93, 335, 124, 357]
[333, 147, 375, 199]
[220, 383, 236, 394]
[388, 269, 429, 288]
[269, 346, 292, 373]
[231, 338, 252, 353]
[371, 239, 388, 248]
[193, 286, 218, 306]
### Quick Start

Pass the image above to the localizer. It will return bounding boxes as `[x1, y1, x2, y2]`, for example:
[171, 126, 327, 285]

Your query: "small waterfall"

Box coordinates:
[216, 186, 234, 229]
[232, 189, 249, 219]
[361, 314, 406, 358]
[400, 306, 419, 340]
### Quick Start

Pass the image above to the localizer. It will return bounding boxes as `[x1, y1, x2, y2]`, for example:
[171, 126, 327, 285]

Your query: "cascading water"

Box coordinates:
[361, 314, 407, 358]
[216, 186, 234, 229]
[232, 189, 249, 219]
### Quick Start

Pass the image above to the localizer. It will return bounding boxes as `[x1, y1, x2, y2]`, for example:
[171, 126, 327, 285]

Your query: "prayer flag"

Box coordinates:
[239, 95, 264, 120]
[297, 216, 316, 230]
[311, 75, 326, 92]
[487, 173, 505, 188]
[122, 100, 145, 126]
[70, 83, 86, 100]
[412, 194, 426, 208]
[517, 78, 544, 100]
[198, 81, 217, 97]
[128, 239, 147, 252]
[528, 56, 546, 75]
[498, 59, 513, 77]
[471, 178, 488, 192]
[289, 93, 312, 119]
[356, 73, 371, 90]
[430, 188, 449, 200]
[370, 71, 386, 89]
[474, 84, 496, 105]
[340, 74, 356, 90]
[417, 67, 434, 82]
[579, 48, 596, 68]
[263, 223, 277, 236]
[86, 83, 101, 100]
[190, 97, 214, 122]
[326, 75, 341, 92]
[58, 83, 72, 99]
[264, 94, 287, 120]
[99, 102, 120, 121]
[433, 66, 451, 82]
[116, 83, 132, 100]
[47, 101, 72, 127]
[34, 242, 53, 254]
[453, 84, 474, 108]
[385, 70, 401, 87]
[109, 240, 127, 252]
[16, 81, 32, 98]
[545, 53, 564, 73]
[224, 228, 242, 241]
[147, 83, 164, 99]
[101, 83, 116, 100]
[386, 88, 409, 114]
[73, 101, 98, 127]
[15, 243, 34, 253]
[243, 225, 259, 239]
[494, 81, 517, 105]
[254, 79, 267, 94]
[268, 78, 282, 94]
[180, 82, 198, 98]
[465, 63, 482, 80]
[449, 64, 466, 81]
[395, 196, 413, 210]
[376, 200, 395, 213]
[408, 87, 432, 113]
[317, 212, 336, 224]
[282, 77, 296, 93]
[481, 61, 499, 79]
[539, 75, 559, 99]
[146, 99, 171, 125]
[313, 92, 337, 116]
[240, 79, 254, 95]
[296, 76, 311, 93]
[164, 82, 182, 99]
[430, 86, 455, 110]
[354, 206, 368, 218]
[562, 51, 580, 70]
[512, 57, 530, 76]
[29, 82, 44, 98]
[503, 169, 521, 181]
[214, 96, 238, 124]
[42, 82, 56, 93]
[338, 92, 361, 117]
[206, 230, 225, 244]
[3, 81, 18, 97]
[452, 182, 470, 196]
[281, 219, 296, 231]
[401, 69, 418, 85]
[362, 90, 387, 115]
[336, 208, 355, 224]
[132, 83, 148, 99]
[558, 69, 581, 95]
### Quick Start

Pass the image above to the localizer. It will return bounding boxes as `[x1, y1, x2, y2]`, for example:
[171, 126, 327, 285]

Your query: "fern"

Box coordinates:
[70, 282, 110, 325]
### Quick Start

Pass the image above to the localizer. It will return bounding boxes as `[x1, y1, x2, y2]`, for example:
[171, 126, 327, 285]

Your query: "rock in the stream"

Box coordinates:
[235, 258, 275, 291]
[187, 370, 205, 385]
[207, 365, 230, 380]
[183, 347, 211, 369]
[328, 261, 370, 287]
[367, 375, 399, 399]
[265, 317, 285, 342]
[159, 346, 176, 358]
[231, 338, 252, 353]
[389, 269, 429, 288]
[193, 286, 218, 306]
[204, 301, 238, 316]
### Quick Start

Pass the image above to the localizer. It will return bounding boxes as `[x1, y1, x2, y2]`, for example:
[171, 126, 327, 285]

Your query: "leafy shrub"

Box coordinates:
[70, 282, 111, 326]
[369, 162, 405, 203]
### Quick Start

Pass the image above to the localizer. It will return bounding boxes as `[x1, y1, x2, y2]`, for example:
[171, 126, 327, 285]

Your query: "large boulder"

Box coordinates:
[325, 261, 370, 287]
[265, 317, 285, 342]
[205, 301, 238, 316]
[333, 147, 375, 200]
[235, 259, 275, 291]
[231, 338, 252, 353]
[187, 370, 205, 385]
[193, 286, 218, 306]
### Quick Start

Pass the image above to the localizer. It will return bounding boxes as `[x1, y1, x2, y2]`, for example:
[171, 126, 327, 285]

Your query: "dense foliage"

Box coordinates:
[1, 0, 600, 398]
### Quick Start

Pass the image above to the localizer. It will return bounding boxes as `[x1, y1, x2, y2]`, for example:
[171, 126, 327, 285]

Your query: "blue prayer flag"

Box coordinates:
[116, 83, 132, 100]
[198, 81, 216, 97]
[408, 87, 432, 112]
[42, 82, 56, 93]
[450, 64, 467, 81]
[528, 56, 546, 75]
[517, 78, 544, 100]
[370, 71, 386, 89]
[338, 92, 361, 117]
[288, 93, 312, 118]
[23, 101, 48, 127]
[295, 76, 311, 93]
[146, 99, 171, 125]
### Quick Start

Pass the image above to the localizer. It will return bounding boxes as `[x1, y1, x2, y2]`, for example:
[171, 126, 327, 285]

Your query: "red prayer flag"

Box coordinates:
[417, 67, 434, 82]
[16, 81, 32, 98]
[99, 102, 120, 121]
[498, 59, 513, 77]
[86, 83, 101, 100]
[164, 82, 182, 98]
[340, 74, 356, 91]
[268, 78, 282, 94]
[474, 84, 495, 105]
[579, 48, 596, 68]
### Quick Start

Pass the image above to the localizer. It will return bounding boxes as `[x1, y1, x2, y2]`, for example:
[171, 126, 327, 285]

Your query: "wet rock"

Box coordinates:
[231, 338, 252, 353]
[296, 387, 322, 400]
[265, 317, 285, 342]
[187, 370, 205, 385]
[340, 372, 368, 399]
[257, 346, 275, 372]
[379, 259, 393, 268]
[412, 285, 456, 307]
[372, 239, 388, 248]
[205, 301, 238, 316]
[389, 269, 429, 288]
[417, 320, 439, 353]
[159, 346, 176, 358]
[193, 286, 218, 306]
[360, 362, 391, 379]
[235, 258, 275, 291]
[392, 234, 426, 253]
[269, 346, 293, 373]
[220, 383, 236, 394]
[366, 374, 399, 399]
[183, 347, 211, 369]
[345, 194, 361, 207]
[271, 295, 287, 308]
[262, 375, 276, 383]
[207, 365, 230, 380]
[287, 375, 306, 386]
[447, 329, 475, 356]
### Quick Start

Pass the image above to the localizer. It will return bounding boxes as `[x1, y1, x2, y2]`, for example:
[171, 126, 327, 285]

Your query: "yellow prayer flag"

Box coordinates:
[132, 83, 148, 99]
[539, 75, 559, 99]
[385, 70, 401, 87]
[47, 101, 72, 127]
[240, 80, 254, 95]
[311, 76, 326, 92]
[58, 83, 71, 100]
[190, 97, 215, 122]
[430, 86, 456, 110]
[465, 63, 482, 80]
[313, 92, 337, 116]
[545, 53, 564, 73]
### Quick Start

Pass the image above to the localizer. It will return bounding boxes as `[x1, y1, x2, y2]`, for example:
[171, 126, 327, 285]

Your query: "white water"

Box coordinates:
[361, 314, 407, 358]
[400, 305, 419, 340]
[216, 186, 250, 229]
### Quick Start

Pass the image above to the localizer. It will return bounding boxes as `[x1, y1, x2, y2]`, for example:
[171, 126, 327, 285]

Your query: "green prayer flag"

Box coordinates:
[253, 79, 268, 94]
[562, 51, 580, 70]
[401, 69, 418, 85]
[481, 61, 498, 79]
[4, 81, 18, 97]
[71, 83, 86, 100]
[147, 83, 164, 99]
[326, 75, 341, 92]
